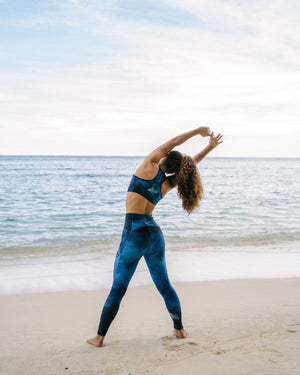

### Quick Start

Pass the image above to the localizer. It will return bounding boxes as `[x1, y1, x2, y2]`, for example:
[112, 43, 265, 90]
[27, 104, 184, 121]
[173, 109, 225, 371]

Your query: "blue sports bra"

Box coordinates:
[127, 167, 167, 205]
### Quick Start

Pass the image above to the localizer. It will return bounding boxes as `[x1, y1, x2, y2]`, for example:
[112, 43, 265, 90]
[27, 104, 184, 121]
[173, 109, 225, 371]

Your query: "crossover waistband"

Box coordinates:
[124, 213, 159, 231]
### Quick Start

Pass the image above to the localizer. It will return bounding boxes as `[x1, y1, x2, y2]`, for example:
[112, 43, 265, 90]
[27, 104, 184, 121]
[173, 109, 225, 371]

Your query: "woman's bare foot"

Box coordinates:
[86, 334, 105, 347]
[173, 328, 187, 339]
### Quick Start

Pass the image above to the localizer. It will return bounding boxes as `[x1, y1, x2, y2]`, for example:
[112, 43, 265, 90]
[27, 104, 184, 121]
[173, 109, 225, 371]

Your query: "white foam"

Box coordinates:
[1, 249, 300, 295]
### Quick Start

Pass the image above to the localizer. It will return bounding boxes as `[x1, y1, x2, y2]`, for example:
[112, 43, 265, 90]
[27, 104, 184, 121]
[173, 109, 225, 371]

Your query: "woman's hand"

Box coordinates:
[198, 127, 211, 137]
[208, 132, 223, 149]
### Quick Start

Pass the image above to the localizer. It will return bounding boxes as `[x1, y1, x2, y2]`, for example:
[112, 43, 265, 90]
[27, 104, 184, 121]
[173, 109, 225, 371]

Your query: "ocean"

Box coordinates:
[1, 156, 300, 295]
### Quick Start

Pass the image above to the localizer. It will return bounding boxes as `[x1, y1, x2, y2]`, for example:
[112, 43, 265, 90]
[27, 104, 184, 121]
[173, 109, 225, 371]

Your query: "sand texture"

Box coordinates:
[1, 278, 300, 375]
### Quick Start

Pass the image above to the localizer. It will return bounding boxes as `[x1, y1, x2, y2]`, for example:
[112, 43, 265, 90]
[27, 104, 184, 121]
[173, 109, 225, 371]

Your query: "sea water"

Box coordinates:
[1, 156, 300, 295]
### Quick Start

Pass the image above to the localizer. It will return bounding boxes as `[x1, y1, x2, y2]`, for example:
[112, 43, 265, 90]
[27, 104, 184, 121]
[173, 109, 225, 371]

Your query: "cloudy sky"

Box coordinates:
[0, 0, 299, 157]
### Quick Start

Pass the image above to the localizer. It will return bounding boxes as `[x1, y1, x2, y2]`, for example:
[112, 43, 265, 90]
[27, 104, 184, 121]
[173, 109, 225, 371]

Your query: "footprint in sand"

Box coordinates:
[212, 345, 241, 356]
[161, 335, 173, 342]
[186, 341, 199, 346]
[160, 336, 200, 351]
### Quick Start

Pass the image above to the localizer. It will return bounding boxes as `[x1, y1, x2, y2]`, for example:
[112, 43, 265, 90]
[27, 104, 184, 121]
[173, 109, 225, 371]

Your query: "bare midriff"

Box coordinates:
[126, 192, 155, 215]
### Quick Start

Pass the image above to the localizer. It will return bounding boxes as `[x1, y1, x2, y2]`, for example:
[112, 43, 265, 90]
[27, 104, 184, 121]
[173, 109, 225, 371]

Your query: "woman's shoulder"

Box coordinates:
[134, 160, 159, 180]
[166, 174, 178, 188]
[161, 175, 177, 197]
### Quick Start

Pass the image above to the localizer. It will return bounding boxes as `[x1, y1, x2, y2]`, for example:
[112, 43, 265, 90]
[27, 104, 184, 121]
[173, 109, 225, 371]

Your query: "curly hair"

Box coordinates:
[165, 152, 204, 214]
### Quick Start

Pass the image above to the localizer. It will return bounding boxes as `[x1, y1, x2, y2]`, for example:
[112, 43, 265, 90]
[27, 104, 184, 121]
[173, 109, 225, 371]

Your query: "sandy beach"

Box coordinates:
[1, 278, 300, 375]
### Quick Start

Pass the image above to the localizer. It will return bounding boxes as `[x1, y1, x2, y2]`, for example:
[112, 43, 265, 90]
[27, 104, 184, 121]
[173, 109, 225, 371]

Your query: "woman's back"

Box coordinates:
[126, 162, 172, 215]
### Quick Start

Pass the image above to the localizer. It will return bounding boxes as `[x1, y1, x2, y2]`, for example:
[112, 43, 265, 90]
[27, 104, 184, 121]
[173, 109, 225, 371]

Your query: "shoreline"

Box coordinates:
[2, 247, 300, 296]
[1, 278, 300, 374]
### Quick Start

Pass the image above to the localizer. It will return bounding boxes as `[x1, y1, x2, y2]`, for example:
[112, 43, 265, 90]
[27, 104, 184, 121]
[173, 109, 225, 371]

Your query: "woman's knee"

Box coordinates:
[155, 279, 175, 298]
[106, 282, 128, 305]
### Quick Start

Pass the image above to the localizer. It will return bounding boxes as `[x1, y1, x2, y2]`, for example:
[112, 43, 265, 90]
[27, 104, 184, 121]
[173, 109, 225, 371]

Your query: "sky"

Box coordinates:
[0, 0, 299, 157]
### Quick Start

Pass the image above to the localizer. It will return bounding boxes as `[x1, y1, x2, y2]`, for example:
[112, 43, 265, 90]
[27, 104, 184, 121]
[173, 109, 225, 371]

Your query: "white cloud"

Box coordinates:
[0, 0, 299, 156]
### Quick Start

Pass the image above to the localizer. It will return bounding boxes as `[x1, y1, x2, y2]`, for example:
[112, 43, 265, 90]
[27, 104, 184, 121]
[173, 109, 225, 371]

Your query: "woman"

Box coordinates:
[87, 126, 223, 347]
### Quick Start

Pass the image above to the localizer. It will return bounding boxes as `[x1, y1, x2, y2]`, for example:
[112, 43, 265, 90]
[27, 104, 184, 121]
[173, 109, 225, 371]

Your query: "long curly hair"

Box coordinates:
[165, 151, 204, 214]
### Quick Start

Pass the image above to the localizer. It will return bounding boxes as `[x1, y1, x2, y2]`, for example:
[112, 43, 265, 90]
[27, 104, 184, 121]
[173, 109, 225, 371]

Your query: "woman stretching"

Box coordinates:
[87, 126, 223, 347]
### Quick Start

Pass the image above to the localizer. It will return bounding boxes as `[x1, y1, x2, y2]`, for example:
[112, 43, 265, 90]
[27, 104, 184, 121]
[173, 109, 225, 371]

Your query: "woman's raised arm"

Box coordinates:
[147, 126, 211, 164]
[193, 132, 223, 164]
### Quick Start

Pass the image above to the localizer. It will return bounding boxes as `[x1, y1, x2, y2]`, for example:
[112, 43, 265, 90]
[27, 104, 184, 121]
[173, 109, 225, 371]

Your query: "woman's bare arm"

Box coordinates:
[193, 132, 223, 164]
[147, 126, 211, 164]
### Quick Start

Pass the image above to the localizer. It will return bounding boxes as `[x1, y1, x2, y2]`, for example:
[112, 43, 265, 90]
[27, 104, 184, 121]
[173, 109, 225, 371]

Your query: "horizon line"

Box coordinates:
[0, 155, 299, 159]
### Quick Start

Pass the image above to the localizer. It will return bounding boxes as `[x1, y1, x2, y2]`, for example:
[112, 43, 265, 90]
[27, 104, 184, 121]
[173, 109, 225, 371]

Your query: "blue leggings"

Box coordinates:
[97, 214, 183, 336]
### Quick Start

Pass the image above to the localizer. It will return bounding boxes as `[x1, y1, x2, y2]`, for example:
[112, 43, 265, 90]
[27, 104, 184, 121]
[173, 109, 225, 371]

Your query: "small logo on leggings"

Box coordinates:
[170, 313, 179, 320]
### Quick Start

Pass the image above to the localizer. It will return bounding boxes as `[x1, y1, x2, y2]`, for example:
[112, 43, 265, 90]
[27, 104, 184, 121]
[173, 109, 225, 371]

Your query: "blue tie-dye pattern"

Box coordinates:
[97, 214, 183, 336]
[127, 167, 167, 205]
